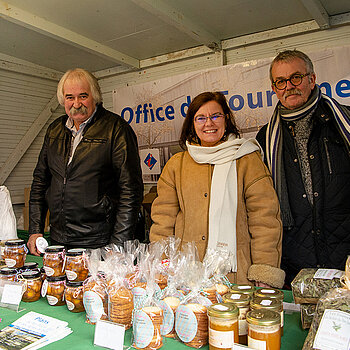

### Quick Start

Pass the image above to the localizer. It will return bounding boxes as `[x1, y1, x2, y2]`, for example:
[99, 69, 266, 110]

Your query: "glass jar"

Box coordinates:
[18, 261, 39, 274]
[44, 275, 66, 306]
[246, 309, 281, 350]
[207, 303, 239, 350]
[254, 288, 284, 302]
[65, 248, 89, 282]
[65, 280, 84, 312]
[0, 267, 17, 282]
[223, 292, 251, 345]
[251, 296, 284, 334]
[3, 239, 27, 268]
[21, 270, 42, 302]
[229, 284, 255, 298]
[43, 245, 65, 277]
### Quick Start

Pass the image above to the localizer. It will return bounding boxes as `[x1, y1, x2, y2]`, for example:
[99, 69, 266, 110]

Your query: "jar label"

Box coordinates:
[313, 309, 350, 350]
[83, 291, 104, 323]
[66, 300, 75, 311]
[281, 311, 284, 327]
[248, 336, 266, 350]
[65, 270, 77, 281]
[175, 305, 198, 342]
[159, 300, 174, 335]
[47, 295, 58, 305]
[41, 279, 48, 297]
[44, 266, 55, 276]
[313, 269, 343, 280]
[5, 258, 16, 268]
[238, 307, 249, 336]
[209, 328, 234, 348]
[133, 310, 154, 348]
[261, 289, 274, 293]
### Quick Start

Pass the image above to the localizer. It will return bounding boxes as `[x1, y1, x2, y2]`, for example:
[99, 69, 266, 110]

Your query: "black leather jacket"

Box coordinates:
[257, 98, 350, 284]
[29, 104, 143, 248]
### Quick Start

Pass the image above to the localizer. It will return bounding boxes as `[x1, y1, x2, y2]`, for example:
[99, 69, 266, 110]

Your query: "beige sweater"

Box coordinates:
[150, 150, 285, 288]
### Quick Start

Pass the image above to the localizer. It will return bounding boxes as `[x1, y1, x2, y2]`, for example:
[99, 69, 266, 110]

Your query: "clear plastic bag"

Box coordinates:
[0, 186, 17, 241]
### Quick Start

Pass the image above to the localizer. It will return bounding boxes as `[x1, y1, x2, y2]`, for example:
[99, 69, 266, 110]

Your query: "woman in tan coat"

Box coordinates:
[150, 92, 285, 288]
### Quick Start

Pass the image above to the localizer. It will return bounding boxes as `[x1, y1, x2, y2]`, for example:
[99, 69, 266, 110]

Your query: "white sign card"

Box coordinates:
[94, 319, 125, 350]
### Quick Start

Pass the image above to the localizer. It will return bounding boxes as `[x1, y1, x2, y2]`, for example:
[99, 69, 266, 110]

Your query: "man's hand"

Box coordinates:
[27, 233, 43, 256]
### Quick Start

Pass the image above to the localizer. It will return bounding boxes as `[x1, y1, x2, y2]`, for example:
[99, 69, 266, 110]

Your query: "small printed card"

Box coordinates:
[94, 319, 125, 350]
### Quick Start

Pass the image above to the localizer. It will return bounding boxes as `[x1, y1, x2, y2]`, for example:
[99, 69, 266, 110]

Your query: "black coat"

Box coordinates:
[257, 98, 350, 284]
[29, 104, 143, 248]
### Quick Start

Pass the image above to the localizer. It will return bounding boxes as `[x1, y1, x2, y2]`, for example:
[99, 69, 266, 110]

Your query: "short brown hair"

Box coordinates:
[270, 50, 314, 82]
[57, 68, 102, 105]
[179, 91, 240, 148]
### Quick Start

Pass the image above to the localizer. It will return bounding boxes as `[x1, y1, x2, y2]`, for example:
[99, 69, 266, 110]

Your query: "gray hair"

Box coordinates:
[269, 50, 314, 82]
[57, 68, 102, 105]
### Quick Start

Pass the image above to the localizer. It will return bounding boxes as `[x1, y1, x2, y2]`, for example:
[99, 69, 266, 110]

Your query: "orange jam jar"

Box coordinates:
[246, 309, 281, 350]
[65, 248, 89, 282]
[43, 246, 65, 277]
[21, 270, 42, 302]
[207, 303, 239, 350]
[223, 292, 251, 345]
[65, 280, 84, 313]
[44, 275, 66, 306]
[0, 267, 17, 282]
[3, 239, 27, 268]
[229, 284, 255, 298]
[251, 297, 284, 334]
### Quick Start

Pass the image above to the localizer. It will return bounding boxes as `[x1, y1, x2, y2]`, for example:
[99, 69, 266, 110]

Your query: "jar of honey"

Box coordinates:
[65, 248, 89, 282]
[45, 275, 66, 306]
[254, 288, 284, 302]
[251, 296, 284, 334]
[3, 239, 27, 268]
[223, 292, 251, 345]
[207, 303, 239, 350]
[0, 267, 17, 282]
[65, 280, 84, 312]
[43, 246, 65, 277]
[21, 270, 42, 302]
[229, 284, 255, 298]
[246, 309, 281, 350]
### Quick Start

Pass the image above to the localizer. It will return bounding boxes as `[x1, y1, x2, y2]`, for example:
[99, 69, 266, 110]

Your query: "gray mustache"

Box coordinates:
[70, 105, 88, 116]
[284, 89, 302, 98]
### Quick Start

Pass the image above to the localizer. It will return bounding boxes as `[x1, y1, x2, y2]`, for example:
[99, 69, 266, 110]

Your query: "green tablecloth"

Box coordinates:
[0, 255, 308, 349]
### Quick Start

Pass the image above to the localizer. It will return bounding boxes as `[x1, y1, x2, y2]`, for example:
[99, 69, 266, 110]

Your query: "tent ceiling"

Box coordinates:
[0, 0, 350, 73]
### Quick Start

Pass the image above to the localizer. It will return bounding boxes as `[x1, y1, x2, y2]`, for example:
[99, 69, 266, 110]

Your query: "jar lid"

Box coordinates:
[45, 245, 65, 253]
[47, 275, 66, 282]
[207, 302, 238, 318]
[5, 239, 25, 246]
[246, 309, 281, 326]
[22, 262, 39, 270]
[229, 284, 255, 295]
[0, 267, 17, 275]
[254, 288, 284, 301]
[66, 248, 86, 257]
[251, 296, 282, 311]
[223, 292, 251, 307]
[21, 270, 41, 279]
[66, 280, 84, 287]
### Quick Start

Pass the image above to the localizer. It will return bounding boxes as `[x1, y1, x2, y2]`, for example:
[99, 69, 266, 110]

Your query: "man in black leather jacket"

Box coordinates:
[256, 50, 350, 286]
[27, 68, 143, 255]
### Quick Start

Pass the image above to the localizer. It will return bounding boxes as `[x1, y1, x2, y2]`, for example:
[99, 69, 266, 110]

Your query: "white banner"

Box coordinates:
[113, 46, 350, 147]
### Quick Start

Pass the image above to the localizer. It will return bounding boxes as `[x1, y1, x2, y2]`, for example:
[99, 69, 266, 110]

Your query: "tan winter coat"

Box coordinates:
[150, 150, 285, 288]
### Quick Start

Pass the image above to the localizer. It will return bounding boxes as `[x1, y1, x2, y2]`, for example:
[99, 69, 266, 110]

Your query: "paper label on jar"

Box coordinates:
[83, 291, 104, 323]
[159, 300, 174, 335]
[44, 266, 55, 277]
[281, 311, 284, 327]
[313, 309, 350, 350]
[248, 336, 266, 350]
[5, 258, 16, 268]
[209, 328, 234, 348]
[313, 269, 343, 280]
[41, 279, 48, 297]
[175, 305, 198, 342]
[66, 300, 75, 311]
[133, 310, 154, 348]
[65, 270, 77, 281]
[47, 295, 58, 305]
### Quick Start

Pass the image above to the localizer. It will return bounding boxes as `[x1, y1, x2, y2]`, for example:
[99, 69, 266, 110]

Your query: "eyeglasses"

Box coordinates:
[194, 113, 225, 124]
[273, 73, 311, 90]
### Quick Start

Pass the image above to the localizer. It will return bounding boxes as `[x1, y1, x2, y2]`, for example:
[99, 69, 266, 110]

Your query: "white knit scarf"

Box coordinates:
[187, 135, 261, 272]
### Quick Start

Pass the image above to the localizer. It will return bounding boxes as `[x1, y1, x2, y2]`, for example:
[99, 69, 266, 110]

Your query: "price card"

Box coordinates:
[94, 319, 125, 350]
[1, 283, 23, 306]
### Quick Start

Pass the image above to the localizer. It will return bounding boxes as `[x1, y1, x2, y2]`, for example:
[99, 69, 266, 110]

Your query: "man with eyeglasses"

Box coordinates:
[256, 50, 350, 286]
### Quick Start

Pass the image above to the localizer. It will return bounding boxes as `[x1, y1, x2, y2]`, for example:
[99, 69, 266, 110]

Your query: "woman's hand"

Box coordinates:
[255, 281, 271, 288]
